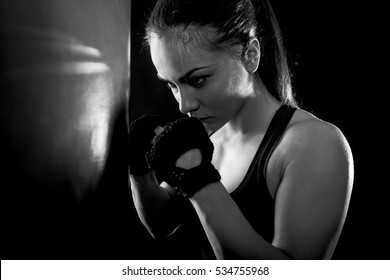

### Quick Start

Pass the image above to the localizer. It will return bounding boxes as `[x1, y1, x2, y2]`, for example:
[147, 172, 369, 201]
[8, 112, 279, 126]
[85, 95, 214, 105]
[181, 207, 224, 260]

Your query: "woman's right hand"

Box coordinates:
[146, 117, 221, 198]
[129, 114, 167, 176]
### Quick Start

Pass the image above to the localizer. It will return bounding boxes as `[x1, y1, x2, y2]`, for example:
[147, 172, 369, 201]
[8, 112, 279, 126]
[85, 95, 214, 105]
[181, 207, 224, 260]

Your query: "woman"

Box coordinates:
[129, 0, 353, 259]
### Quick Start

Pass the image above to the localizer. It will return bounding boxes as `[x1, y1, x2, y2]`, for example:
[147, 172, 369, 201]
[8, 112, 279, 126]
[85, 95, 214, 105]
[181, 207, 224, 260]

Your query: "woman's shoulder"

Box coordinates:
[269, 107, 353, 188]
[283, 108, 351, 154]
[270, 108, 354, 260]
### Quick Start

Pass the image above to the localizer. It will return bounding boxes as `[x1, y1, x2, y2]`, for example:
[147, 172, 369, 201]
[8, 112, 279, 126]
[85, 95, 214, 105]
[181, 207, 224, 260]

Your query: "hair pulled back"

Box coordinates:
[145, 0, 297, 107]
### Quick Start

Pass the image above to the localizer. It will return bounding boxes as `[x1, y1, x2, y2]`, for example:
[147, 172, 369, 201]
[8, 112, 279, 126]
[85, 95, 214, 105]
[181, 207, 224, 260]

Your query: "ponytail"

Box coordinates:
[252, 0, 297, 107]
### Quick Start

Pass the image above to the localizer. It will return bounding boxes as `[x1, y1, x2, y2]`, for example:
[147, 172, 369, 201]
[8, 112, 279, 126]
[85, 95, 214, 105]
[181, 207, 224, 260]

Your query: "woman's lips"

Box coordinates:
[199, 116, 212, 122]
[190, 114, 214, 124]
[199, 117, 216, 125]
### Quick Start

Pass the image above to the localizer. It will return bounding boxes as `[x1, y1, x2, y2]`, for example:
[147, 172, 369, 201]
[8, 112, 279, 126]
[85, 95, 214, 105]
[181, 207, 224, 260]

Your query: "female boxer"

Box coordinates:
[129, 0, 353, 259]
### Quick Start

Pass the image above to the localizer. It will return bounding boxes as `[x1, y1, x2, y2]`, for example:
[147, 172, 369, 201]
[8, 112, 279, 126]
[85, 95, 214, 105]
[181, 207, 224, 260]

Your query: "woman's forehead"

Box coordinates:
[150, 33, 222, 78]
[150, 28, 209, 55]
[150, 33, 206, 59]
[149, 25, 217, 47]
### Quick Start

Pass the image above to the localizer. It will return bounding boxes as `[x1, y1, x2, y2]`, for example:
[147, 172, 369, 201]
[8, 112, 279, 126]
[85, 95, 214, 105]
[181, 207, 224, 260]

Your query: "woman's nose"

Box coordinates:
[178, 89, 199, 115]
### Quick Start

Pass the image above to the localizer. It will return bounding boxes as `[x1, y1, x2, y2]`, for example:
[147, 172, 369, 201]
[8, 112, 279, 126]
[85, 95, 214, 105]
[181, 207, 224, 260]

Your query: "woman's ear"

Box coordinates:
[242, 37, 260, 73]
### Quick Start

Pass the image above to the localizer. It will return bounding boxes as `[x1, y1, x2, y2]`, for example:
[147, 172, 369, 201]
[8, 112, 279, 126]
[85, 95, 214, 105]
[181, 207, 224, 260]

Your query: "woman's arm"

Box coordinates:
[130, 172, 183, 239]
[129, 115, 185, 239]
[272, 121, 353, 259]
[189, 181, 291, 259]
[188, 121, 353, 259]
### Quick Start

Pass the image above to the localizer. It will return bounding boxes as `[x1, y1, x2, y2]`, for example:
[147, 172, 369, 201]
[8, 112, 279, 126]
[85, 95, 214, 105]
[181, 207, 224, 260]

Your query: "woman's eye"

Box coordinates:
[189, 76, 207, 88]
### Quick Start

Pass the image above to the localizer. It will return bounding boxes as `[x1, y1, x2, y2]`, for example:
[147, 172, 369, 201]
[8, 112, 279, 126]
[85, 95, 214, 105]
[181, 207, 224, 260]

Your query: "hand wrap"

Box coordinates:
[129, 114, 167, 176]
[146, 117, 221, 198]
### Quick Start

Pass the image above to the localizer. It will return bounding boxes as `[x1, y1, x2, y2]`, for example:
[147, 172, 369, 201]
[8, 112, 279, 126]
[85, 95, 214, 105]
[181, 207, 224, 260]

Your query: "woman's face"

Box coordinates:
[149, 32, 252, 131]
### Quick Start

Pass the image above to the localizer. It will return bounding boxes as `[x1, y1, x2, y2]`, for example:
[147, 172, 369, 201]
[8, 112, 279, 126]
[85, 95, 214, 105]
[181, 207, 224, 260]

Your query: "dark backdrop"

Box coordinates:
[130, 0, 389, 260]
[1, 0, 385, 260]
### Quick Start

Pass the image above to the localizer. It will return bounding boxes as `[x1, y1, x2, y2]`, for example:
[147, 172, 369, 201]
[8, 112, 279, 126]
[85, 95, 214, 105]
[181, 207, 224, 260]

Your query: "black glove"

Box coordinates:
[146, 117, 221, 198]
[129, 114, 168, 176]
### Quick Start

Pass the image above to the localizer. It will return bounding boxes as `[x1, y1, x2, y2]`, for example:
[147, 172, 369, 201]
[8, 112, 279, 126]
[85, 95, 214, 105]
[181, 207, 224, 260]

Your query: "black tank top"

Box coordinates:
[230, 104, 296, 243]
[170, 104, 297, 259]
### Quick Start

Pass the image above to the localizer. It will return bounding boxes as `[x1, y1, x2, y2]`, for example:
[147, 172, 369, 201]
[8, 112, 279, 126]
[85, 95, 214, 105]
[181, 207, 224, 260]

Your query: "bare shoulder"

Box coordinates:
[270, 109, 354, 259]
[281, 108, 354, 174]
[285, 109, 351, 150]
[267, 108, 354, 198]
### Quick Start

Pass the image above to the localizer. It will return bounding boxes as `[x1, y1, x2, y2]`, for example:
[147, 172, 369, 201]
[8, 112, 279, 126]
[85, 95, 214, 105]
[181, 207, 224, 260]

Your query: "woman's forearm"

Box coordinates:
[130, 172, 181, 239]
[189, 182, 290, 260]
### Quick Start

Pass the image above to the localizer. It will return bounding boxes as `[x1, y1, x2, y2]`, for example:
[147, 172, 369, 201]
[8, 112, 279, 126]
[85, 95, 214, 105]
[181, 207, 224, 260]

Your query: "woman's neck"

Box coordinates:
[219, 77, 280, 141]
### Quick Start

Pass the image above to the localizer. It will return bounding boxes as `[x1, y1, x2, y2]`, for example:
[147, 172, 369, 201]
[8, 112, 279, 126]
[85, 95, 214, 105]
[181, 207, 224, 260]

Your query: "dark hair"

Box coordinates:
[145, 0, 297, 107]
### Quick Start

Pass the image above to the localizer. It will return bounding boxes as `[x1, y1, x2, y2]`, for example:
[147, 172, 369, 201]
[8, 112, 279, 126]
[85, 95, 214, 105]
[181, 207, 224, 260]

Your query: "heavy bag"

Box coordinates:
[0, 0, 131, 259]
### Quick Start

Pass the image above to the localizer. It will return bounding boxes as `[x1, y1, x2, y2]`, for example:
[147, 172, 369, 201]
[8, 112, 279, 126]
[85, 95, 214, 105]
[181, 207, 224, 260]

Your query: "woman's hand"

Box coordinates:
[146, 117, 220, 197]
[175, 149, 202, 170]
[153, 125, 202, 170]
[129, 115, 167, 176]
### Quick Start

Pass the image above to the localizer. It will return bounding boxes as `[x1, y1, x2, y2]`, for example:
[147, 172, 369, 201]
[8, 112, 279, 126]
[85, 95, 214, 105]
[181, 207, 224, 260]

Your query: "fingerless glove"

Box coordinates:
[146, 117, 221, 197]
[129, 114, 167, 176]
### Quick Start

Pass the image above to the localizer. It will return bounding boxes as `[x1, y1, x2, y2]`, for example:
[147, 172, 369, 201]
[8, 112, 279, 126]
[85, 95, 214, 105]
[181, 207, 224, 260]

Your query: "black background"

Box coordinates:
[130, 0, 389, 259]
[1, 0, 387, 260]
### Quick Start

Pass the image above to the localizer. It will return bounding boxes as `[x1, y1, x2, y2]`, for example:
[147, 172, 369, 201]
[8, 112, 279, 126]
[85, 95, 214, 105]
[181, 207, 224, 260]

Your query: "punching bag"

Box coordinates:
[0, 0, 134, 259]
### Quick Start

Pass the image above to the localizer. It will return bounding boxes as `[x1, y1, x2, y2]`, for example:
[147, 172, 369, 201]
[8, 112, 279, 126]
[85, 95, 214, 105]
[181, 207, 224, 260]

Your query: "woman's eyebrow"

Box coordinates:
[157, 66, 210, 83]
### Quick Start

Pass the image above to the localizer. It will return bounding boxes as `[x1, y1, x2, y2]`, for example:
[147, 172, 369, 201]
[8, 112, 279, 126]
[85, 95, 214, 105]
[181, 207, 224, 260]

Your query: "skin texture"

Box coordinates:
[150, 32, 256, 132]
[130, 29, 354, 259]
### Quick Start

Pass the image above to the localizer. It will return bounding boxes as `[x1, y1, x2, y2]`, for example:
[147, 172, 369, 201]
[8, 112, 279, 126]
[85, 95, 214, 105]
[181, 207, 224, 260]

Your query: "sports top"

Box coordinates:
[169, 104, 297, 259]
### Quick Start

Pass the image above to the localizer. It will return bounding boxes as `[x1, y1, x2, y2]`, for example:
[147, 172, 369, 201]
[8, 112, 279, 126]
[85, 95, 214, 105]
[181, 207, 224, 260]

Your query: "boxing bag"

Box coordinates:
[0, 0, 134, 259]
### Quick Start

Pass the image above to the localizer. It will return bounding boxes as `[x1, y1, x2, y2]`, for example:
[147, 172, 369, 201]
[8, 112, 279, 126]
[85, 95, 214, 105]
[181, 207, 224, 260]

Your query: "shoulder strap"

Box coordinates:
[257, 104, 296, 181]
